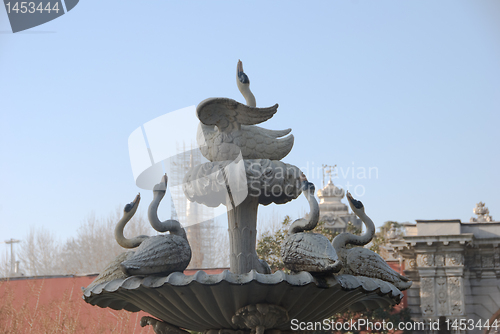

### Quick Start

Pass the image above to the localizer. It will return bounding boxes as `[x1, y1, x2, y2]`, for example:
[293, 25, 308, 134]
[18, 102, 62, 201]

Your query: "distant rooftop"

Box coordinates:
[403, 202, 499, 239]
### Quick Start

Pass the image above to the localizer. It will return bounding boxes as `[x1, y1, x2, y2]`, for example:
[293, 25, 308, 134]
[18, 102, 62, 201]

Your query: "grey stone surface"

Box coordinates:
[394, 203, 500, 333]
[83, 269, 403, 332]
[84, 60, 411, 333]
[331, 192, 412, 290]
[86, 175, 191, 290]
[282, 179, 340, 274]
[232, 304, 289, 334]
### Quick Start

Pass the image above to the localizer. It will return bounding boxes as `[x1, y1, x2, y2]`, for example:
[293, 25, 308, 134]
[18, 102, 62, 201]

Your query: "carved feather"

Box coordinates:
[86, 251, 133, 289]
[342, 248, 412, 290]
[197, 122, 294, 161]
[121, 235, 191, 276]
[197, 98, 279, 133]
[282, 233, 339, 273]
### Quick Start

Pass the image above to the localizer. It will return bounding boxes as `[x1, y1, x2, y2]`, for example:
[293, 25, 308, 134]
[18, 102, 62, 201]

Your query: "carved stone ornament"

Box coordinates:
[205, 330, 248, 334]
[141, 316, 190, 334]
[417, 254, 434, 267]
[405, 258, 416, 269]
[445, 252, 463, 266]
[482, 255, 494, 268]
[232, 304, 289, 334]
[183, 159, 303, 208]
[435, 254, 445, 267]
[470, 202, 494, 222]
[447, 277, 464, 315]
[436, 277, 448, 315]
[420, 277, 435, 316]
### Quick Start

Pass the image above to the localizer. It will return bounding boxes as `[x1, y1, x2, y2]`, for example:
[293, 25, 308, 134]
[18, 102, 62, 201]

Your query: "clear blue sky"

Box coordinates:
[1, 1, 499, 248]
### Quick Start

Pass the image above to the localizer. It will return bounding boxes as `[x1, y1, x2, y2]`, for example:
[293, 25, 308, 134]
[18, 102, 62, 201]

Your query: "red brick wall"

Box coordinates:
[0, 268, 228, 334]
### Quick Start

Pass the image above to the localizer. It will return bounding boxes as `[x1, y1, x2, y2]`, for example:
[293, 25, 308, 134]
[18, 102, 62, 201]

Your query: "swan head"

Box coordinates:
[153, 174, 168, 193]
[300, 173, 315, 195]
[124, 193, 141, 217]
[346, 191, 365, 216]
[237, 59, 250, 86]
[236, 60, 256, 107]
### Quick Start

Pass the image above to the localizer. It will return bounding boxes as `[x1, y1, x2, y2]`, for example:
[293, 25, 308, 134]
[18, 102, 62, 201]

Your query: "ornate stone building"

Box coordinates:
[391, 202, 500, 334]
[316, 179, 362, 232]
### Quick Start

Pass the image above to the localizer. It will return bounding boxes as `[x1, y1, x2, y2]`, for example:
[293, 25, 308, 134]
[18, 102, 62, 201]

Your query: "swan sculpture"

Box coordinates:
[196, 60, 294, 162]
[281, 175, 340, 274]
[119, 174, 191, 276]
[331, 192, 412, 290]
[86, 175, 191, 289]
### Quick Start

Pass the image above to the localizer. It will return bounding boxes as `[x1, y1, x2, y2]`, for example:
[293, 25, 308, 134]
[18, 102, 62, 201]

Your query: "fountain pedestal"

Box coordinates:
[227, 195, 260, 274]
[183, 158, 303, 274]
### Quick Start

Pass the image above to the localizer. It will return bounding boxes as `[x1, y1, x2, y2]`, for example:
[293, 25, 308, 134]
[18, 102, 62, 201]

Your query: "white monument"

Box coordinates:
[317, 165, 362, 232]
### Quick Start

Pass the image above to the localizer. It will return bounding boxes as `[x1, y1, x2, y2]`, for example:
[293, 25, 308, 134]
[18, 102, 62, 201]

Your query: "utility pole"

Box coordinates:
[5, 238, 20, 276]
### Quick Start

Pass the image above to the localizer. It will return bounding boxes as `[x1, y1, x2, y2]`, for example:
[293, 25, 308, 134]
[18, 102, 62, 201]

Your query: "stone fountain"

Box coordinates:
[83, 61, 410, 334]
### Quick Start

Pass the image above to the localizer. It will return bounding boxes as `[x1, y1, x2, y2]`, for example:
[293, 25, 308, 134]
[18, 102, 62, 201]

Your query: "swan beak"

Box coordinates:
[133, 193, 141, 205]
[124, 193, 141, 213]
[237, 59, 243, 74]
[153, 174, 167, 193]
[346, 191, 363, 210]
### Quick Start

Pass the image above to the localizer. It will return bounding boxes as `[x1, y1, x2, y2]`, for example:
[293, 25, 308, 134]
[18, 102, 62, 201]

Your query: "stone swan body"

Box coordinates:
[281, 176, 340, 274]
[332, 192, 412, 290]
[119, 175, 191, 276]
[86, 175, 191, 289]
[196, 60, 294, 162]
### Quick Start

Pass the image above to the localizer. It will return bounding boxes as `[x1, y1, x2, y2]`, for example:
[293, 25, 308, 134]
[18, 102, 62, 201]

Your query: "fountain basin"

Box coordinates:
[83, 270, 403, 332]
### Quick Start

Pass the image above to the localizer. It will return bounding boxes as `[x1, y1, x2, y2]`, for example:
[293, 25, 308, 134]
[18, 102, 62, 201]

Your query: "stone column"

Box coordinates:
[227, 195, 261, 274]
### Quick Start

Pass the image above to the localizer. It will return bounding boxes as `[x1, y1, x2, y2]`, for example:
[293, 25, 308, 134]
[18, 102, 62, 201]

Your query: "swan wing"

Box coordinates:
[86, 251, 132, 289]
[282, 233, 339, 273]
[197, 98, 279, 133]
[243, 125, 292, 138]
[238, 126, 294, 160]
[346, 248, 412, 290]
[121, 235, 191, 276]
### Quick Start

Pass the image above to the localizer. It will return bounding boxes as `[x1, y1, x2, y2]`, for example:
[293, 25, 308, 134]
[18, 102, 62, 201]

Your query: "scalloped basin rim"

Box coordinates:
[84, 269, 402, 297]
[83, 270, 404, 331]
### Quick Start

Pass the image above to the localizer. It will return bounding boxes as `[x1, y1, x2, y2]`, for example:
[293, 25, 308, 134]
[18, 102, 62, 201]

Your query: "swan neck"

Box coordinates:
[239, 85, 256, 107]
[114, 213, 147, 249]
[148, 189, 187, 238]
[288, 190, 319, 234]
[357, 211, 375, 243]
[332, 210, 375, 250]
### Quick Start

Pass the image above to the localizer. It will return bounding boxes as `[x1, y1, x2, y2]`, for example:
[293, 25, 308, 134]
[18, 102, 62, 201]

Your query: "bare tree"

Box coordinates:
[12, 207, 152, 276]
[203, 222, 230, 269]
[59, 209, 153, 275]
[0, 248, 10, 277]
[17, 226, 60, 276]
[13, 204, 235, 277]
